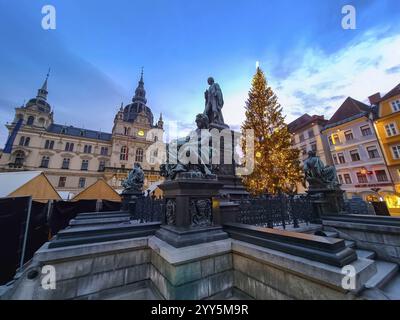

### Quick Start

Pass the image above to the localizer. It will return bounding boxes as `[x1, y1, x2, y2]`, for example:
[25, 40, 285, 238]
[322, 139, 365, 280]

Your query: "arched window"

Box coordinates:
[135, 148, 144, 162]
[27, 116, 35, 125]
[15, 151, 25, 166]
[40, 156, 50, 168]
[24, 137, 30, 147]
[120, 146, 128, 161]
[65, 142, 74, 152]
[19, 136, 25, 146]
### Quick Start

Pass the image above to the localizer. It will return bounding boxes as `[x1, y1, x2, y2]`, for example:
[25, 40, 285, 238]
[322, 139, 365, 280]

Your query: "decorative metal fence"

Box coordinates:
[236, 195, 316, 229]
[134, 197, 165, 223]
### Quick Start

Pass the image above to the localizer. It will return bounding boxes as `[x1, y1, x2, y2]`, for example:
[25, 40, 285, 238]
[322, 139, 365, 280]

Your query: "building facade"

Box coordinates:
[371, 83, 400, 212]
[0, 72, 164, 196]
[288, 114, 331, 193]
[322, 97, 394, 201]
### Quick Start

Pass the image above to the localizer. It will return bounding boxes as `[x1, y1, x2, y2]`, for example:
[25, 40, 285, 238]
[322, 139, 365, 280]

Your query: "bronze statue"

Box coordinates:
[122, 163, 145, 192]
[160, 114, 215, 180]
[204, 77, 225, 125]
[303, 151, 338, 189]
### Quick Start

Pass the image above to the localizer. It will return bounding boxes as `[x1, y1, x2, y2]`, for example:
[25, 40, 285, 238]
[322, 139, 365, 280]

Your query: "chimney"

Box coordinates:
[369, 93, 381, 105]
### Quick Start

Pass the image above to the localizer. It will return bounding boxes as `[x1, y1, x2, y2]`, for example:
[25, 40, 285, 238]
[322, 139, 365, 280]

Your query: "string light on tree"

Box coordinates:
[241, 66, 303, 195]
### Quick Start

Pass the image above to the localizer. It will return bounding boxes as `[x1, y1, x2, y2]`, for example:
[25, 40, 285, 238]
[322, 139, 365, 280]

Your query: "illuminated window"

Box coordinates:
[138, 130, 145, 137]
[357, 172, 368, 184]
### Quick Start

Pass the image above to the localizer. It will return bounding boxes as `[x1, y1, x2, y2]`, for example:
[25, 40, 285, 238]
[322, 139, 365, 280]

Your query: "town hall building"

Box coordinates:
[0, 72, 164, 196]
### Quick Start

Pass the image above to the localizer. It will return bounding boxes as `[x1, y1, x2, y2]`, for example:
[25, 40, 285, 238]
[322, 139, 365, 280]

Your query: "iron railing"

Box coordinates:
[235, 195, 316, 229]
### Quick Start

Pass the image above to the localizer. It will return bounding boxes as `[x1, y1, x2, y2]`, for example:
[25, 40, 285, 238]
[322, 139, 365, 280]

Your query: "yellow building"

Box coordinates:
[372, 83, 400, 215]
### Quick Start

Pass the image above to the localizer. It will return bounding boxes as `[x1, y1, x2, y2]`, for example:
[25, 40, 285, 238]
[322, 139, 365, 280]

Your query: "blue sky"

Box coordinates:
[0, 0, 400, 145]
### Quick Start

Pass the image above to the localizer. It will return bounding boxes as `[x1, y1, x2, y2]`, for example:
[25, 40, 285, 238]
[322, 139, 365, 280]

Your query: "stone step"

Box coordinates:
[75, 213, 130, 220]
[365, 261, 399, 289]
[323, 231, 339, 238]
[381, 271, 400, 300]
[70, 216, 131, 226]
[356, 249, 376, 260]
[345, 240, 356, 249]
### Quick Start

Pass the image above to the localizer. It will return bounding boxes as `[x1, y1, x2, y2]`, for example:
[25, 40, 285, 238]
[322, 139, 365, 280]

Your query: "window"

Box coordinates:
[392, 145, 400, 159]
[65, 142, 74, 152]
[78, 177, 86, 188]
[124, 127, 130, 136]
[27, 116, 34, 125]
[58, 177, 67, 188]
[135, 148, 144, 162]
[391, 100, 400, 112]
[14, 151, 25, 166]
[40, 156, 50, 168]
[385, 123, 397, 137]
[98, 160, 106, 172]
[45, 140, 54, 150]
[344, 130, 354, 141]
[308, 129, 315, 138]
[83, 145, 92, 154]
[338, 175, 344, 184]
[329, 134, 340, 145]
[357, 172, 368, 184]
[81, 159, 89, 171]
[332, 154, 339, 165]
[350, 150, 360, 162]
[19, 136, 25, 146]
[367, 146, 380, 159]
[100, 147, 108, 156]
[361, 125, 372, 137]
[120, 146, 128, 161]
[338, 153, 346, 164]
[23, 137, 30, 147]
[344, 174, 352, 184]
[310, 142, 317, 152]
[375, 170, 389, 182]
[62, 158, 70, 169]
[301, 146, 307, 155]
[299, 133, 305, 142]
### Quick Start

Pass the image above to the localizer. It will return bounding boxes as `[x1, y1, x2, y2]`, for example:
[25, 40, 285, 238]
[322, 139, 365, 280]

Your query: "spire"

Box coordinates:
[157, 112, 164, 129]
[37, 68, 50, 101]
[132, 68, 147, 104]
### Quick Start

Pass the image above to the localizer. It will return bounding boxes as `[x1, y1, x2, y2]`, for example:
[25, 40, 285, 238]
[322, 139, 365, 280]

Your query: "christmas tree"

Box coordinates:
[241, 67, 303, 195]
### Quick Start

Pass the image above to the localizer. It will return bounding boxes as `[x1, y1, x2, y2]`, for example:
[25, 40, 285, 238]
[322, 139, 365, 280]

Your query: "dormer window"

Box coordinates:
[61, 128, 67, 134]
[80, 130, 85, 137]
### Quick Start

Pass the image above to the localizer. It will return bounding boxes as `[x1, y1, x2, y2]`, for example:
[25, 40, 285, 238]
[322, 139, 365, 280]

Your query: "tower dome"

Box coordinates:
[123, 70, 154, 125]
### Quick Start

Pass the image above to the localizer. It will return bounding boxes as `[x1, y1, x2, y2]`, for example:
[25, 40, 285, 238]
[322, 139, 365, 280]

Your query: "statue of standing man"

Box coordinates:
[204, 77, 225, 125]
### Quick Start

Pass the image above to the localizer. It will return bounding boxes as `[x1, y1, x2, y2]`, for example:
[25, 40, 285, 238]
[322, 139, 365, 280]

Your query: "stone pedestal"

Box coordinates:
[155, 176, 229, 248]
[307, 187, 346, 216]
[121, 190, 144, 219]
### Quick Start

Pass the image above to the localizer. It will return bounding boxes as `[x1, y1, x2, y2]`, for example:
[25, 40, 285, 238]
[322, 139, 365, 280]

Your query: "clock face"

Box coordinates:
[138, 130, 145, 137]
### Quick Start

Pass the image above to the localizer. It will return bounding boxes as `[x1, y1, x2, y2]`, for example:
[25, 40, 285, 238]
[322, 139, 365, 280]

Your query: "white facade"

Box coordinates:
[323, 116, 394, 199]
[0, 73, 164, 196]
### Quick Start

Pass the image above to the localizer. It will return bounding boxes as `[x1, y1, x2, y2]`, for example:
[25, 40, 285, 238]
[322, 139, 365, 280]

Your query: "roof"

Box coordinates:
[380, 83, 400, 101]
[47, 124, 112, 142]
[287, 114, 327, 133]
[0, 171, 42, 197]
[72, 179, 121, 201]
[145, 180, 164, 196]
[325, 97, 371, 128]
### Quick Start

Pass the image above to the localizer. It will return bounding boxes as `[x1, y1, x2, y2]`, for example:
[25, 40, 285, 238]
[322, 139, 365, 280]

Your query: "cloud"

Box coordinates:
[386, 65, 400, 74]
